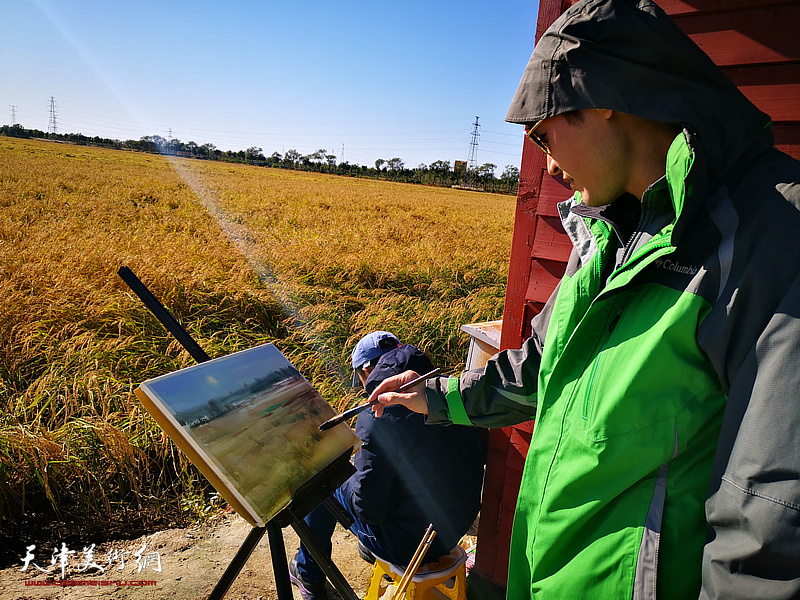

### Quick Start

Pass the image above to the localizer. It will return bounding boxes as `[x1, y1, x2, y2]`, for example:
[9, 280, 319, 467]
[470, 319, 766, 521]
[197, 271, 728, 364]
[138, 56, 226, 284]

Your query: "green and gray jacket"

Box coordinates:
[424, 1, 800, 598]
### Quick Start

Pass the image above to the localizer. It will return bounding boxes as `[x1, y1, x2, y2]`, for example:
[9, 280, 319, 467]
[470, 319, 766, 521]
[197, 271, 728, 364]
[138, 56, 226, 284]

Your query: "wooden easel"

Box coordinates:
[118, 267, 360, 600]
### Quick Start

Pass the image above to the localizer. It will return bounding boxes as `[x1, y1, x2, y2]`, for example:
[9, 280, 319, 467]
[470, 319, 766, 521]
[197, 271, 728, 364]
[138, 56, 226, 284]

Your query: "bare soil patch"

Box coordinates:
[0, 508, 374, 600]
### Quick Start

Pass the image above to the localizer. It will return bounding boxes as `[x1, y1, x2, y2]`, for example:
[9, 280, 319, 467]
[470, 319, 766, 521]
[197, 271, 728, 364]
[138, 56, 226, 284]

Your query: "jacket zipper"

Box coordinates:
[583, 305, 624, 421]
[577, 231, 673, 421]
[610, 183, 672, 279]
[617, 212, 645, 271]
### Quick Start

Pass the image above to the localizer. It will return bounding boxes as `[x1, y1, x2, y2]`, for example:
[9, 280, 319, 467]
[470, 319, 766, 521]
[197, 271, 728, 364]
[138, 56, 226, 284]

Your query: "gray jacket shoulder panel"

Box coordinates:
[699, 149, 800, 599]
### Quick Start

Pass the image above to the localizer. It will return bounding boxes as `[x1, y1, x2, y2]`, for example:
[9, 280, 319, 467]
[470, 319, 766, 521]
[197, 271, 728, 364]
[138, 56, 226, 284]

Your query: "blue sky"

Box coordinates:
[144, 343, 289, 418]
[1, 0, 540, 171]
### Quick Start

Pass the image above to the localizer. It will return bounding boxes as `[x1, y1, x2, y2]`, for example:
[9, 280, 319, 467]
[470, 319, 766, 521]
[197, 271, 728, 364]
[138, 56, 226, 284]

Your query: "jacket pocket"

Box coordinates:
[564, 291, 718, 443]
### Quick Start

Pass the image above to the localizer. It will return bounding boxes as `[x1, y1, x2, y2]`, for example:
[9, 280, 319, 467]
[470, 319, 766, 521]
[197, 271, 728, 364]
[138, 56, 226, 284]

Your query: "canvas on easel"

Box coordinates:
[134, 342, 360, 528]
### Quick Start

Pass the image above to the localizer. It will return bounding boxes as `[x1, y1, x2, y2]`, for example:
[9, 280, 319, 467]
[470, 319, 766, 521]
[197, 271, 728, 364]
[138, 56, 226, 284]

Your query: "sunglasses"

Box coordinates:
[525, 120, 550, 155]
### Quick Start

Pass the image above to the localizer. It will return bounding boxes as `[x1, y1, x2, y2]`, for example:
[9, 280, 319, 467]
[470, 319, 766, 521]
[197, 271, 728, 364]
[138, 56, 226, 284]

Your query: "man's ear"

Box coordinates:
[600, 108, 613, 120]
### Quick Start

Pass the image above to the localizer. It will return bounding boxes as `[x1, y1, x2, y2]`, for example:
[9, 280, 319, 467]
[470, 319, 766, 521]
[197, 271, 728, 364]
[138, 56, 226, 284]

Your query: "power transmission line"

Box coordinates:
[9, 105, 17, 126]
[48, 96, 58, 135]
[467, 116, 480, 170]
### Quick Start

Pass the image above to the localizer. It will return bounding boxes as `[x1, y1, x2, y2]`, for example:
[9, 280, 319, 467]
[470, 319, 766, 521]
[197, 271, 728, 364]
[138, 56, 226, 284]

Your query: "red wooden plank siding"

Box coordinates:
[775, 123, 800, 160]
[498, 144, 544, 350]
[473, 0, 800, 590]
[658, 0, 797, 13]
[674, 4, 800, 66]
[473, 420, 535, 586]
[475, 0, 575, 587]
[472, 428, 513, 582]
[667, 0, 800, 159]
[525, 259, 565, 305]
[531, 216, 571, 262]
[729, 65, 800, 122]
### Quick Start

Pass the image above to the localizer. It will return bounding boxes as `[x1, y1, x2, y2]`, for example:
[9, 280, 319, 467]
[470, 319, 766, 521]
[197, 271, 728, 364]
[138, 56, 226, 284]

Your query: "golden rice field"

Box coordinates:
[0, 137, 515, 546]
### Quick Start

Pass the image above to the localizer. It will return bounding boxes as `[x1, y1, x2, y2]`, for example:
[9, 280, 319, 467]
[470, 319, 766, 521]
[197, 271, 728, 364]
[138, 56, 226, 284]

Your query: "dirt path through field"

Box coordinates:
[0, 509, 373, 600]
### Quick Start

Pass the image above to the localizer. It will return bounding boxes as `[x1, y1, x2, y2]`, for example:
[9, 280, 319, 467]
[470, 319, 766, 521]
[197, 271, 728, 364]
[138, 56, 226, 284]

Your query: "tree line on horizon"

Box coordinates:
[0, 124, 520, 194]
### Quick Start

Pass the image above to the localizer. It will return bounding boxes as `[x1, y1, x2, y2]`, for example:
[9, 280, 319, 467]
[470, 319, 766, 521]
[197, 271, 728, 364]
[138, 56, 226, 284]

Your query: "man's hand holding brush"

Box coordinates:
[368, 369, 432, 418]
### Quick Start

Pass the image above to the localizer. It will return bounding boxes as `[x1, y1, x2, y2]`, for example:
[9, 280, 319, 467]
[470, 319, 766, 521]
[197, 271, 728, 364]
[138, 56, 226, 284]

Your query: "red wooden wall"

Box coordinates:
[472, 0, 800, 590]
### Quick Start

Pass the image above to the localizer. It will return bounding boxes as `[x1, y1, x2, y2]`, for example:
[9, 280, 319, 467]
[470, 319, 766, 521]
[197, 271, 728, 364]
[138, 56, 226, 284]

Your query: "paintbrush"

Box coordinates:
[393, 524, 436, 599]
[319, 368, 441, 431]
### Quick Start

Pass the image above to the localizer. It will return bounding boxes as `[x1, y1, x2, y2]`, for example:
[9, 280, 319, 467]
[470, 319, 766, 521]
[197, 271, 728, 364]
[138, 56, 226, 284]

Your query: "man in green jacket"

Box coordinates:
[370, 0, 800, 598]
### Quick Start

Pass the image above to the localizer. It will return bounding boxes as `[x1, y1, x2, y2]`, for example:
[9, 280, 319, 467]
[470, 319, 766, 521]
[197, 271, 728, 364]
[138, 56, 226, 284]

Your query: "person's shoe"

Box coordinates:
[289, 553, 329, 600]
[357, 539, 376, 564]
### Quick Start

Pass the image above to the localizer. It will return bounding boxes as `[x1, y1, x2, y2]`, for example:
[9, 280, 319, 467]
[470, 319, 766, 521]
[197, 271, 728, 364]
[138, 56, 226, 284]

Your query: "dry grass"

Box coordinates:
[169, 158, 514, 372]
[0, 137, 515, 543]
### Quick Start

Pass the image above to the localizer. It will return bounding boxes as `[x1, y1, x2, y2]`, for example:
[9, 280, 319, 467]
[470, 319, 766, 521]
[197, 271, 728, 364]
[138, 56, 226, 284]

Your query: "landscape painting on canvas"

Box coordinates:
[135, 343, 359, 527]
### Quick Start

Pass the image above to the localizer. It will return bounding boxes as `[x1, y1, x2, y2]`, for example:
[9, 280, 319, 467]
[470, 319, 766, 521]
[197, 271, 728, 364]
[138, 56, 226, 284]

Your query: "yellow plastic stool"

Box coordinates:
[365, 546, 467, 600]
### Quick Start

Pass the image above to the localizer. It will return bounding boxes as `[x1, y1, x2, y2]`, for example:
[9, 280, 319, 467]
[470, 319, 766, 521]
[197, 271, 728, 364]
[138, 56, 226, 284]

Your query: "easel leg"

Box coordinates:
[208, 524, 293, 600]
[293, 518, 360, 600]
[269, 522, 294, 600]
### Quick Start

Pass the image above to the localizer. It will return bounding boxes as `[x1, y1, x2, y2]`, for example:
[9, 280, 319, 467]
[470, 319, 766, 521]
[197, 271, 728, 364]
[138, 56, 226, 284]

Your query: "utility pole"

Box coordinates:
[48, 96, 58, 135]
[9, 105, 17, 126]
[467, 116, 480, 171]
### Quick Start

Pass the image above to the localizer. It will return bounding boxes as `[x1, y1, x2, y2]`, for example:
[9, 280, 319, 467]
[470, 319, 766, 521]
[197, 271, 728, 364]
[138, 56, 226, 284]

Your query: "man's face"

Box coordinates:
[533, 109, 630, 207]
[356, 364, 374, 388]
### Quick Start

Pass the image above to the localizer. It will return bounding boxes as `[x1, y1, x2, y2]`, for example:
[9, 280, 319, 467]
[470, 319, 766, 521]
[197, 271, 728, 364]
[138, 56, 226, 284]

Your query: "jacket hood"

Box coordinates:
[506, 0, 771, 176]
